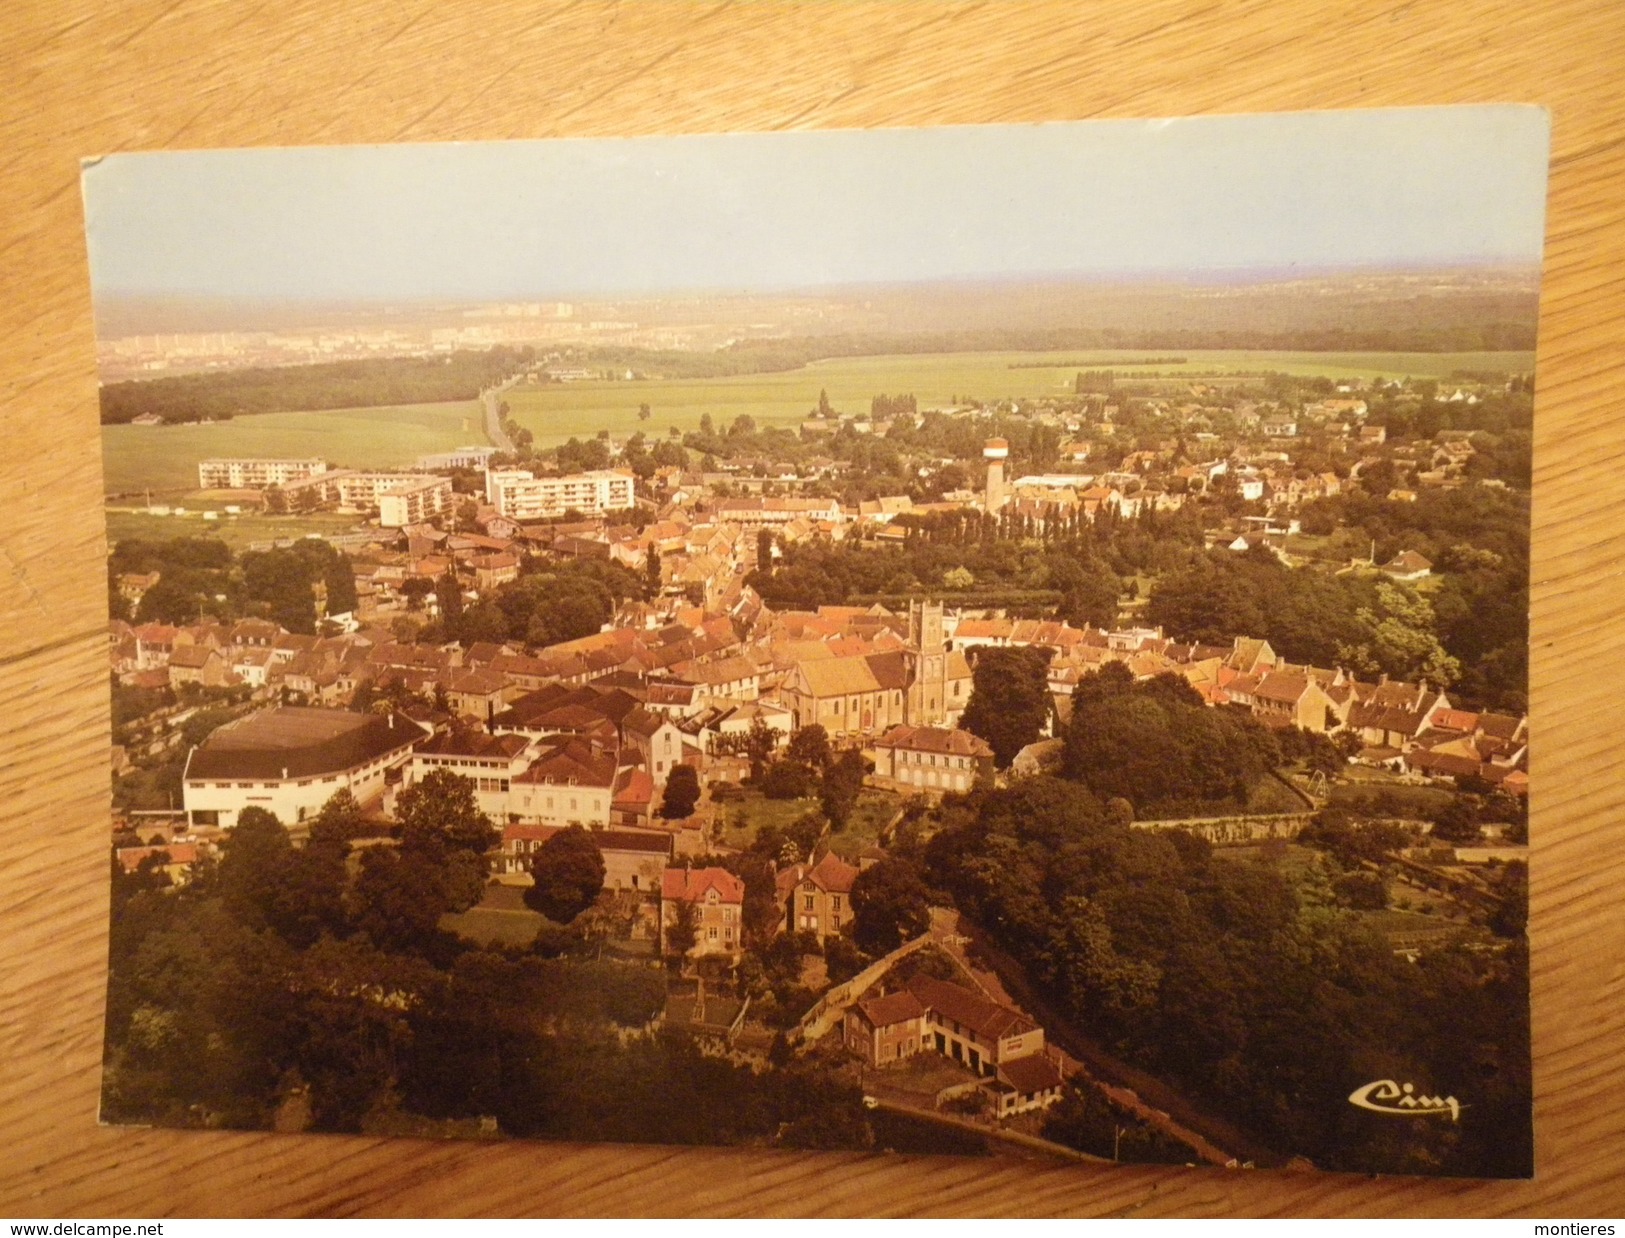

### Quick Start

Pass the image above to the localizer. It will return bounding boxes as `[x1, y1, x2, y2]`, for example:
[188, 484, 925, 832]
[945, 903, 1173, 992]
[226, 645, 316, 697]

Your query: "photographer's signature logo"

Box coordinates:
[1348, 1080, 1461, 1121]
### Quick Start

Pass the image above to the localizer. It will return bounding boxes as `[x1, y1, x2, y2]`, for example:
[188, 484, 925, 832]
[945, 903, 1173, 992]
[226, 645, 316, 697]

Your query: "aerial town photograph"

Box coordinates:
[85, 109, 1544, 1178]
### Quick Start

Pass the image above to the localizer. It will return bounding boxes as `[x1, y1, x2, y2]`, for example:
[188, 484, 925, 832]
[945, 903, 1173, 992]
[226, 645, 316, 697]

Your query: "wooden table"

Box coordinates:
[2, 0, 1621, 1217]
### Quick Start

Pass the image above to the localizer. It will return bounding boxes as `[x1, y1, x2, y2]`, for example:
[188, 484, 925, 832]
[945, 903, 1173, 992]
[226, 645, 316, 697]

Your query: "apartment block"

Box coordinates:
[197, 458, 328, 489]
[484, 468, 635, 520]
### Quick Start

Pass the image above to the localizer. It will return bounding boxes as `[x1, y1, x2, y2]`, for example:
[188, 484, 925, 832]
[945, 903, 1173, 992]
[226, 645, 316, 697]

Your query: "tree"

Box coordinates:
[1338, 583, 1462, 687]
[666, 898, 699, 958]
[756, 527, 774, 571]
[760, 758, 816, 800]
[1429, 797, 1482, 846]
[1062, 666, 1278, 811]
[659, 764, 701, 820]
[217, 806, 292, 929]
[398, 769, 499, 857]
[400, 577, 433, 612]
[785, 724, 832, 773]
[437, 567, 464, 629]
[638, 402, 652, 421]
[849, 857, 932, 954]
[1332, 870, 1389, 910]
[645, 548, 662, 596]
[820, 749, 867, 830]
[524, 826, 606, 924]
[309, 788, 364, 850]
[743, 717, 779, 782]
[960, 646, 1052, 768]
[350, 846, 450, 952]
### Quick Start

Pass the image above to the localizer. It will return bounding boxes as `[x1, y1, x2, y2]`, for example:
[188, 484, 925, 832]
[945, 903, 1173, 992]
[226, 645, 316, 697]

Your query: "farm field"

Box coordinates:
[104, 509, 368, 551]
[98, 349, 1534, 492]
[501, 348, 1536, 448]
[101, 399, 483, 495]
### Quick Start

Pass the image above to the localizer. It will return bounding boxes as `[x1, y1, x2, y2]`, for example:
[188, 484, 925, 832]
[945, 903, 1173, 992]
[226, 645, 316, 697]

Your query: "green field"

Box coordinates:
[503, 349, 1536, 448]
[103, 509, 370, 551]
[101, 399, 483, 495]
[100, 349, 1534, 493]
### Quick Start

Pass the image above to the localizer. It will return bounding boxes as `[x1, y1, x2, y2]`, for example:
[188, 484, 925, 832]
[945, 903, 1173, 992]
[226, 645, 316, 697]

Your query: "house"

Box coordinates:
[622, 705, 688, 787]
[776, 851, 860, 942]
[843, 974, 1066, 1117]
[596, 829, 672, 894]
[660, 866, 746, 959]
[611, 767, 656, 828]
[510, 738, 619, 827]
[1381, 550, 1433, 581]
[1248, 671, 1339, 734]
[866, 724, 993, 794]
[166, 644, 228, 688]
[443, 667, 509, 722]
[844, 989, 927, 1067]
[469, 552, 521, 592]
[115, 843, 203, 886]
[504, 824, 671, 892]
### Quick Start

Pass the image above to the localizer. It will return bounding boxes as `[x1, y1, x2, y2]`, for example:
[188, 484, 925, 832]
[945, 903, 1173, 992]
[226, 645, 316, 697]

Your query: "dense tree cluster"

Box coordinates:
[960, 646, 1053, 768]
[110, 536, 357, 634]
[1061, 663, 1281, 816]
[747, 507, 1170, 616]
[922, 777, 1531, 1176]
[849, 857, 932, 954]
[1150, 485, 1528, 710]
[100, 348, 532, 425]
[430, 556, 644, 649]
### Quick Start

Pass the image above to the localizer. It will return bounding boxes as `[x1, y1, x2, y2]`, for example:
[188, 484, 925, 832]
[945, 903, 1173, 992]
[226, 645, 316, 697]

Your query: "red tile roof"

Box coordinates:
[907, 976, 1035, 1043]
[661, 866, 744, 904]
[855, 989, 926, 1028]
[997, 1054, 1064, 1096]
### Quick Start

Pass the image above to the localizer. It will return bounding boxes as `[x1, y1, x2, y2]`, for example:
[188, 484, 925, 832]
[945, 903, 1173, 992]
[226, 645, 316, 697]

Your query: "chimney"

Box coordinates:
[281, 766, 289, 779]
[388, 714, 394, 729]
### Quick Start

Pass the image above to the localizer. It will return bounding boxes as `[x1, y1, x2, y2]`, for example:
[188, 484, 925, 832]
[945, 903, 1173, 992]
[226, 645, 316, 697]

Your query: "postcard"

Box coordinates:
[84, 106, 1546, 1177]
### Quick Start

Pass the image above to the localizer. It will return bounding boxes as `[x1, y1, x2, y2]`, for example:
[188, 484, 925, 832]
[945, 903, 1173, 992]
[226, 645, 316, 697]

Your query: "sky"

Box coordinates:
[81, 106, 1550, 303]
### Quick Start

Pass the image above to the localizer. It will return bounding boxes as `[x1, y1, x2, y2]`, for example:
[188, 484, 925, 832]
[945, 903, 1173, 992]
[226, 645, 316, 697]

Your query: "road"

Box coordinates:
[481, 373, 523, 452]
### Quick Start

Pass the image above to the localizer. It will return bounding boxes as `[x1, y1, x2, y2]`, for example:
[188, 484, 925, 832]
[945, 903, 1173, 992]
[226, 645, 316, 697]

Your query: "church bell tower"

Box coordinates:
[906, 599, 947, 725]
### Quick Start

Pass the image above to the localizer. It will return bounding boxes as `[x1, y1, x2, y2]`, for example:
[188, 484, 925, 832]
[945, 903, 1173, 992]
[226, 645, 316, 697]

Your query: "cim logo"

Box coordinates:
[1348, 1079, 1462, 1122]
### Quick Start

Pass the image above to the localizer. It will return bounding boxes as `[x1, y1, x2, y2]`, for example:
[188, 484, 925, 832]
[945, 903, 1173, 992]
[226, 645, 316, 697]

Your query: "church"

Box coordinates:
[778, 601, 973, 740]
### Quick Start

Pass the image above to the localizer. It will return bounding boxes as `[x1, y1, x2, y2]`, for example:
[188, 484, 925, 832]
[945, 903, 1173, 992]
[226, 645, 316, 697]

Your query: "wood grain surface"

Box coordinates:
[3, 0, 1623, 1218]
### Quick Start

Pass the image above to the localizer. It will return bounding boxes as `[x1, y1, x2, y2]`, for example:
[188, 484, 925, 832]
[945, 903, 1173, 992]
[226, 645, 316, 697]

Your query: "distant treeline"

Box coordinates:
[101, 322, 1537, 426]
[99, 346, 531, 425]
[578, 326, 1533, 383]
[712, 324, 1537, 369]
[1010, 356, 1188, 369]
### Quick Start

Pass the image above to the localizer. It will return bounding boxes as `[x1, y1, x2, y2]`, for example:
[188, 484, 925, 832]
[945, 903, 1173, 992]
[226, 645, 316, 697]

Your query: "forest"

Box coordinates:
[600, 322, 1538, 381]
[917, 776, 1532, 1177]
[99, 347, 532, 424]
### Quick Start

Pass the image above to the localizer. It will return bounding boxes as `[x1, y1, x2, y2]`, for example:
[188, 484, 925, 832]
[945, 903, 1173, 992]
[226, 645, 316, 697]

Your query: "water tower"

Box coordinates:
[983, 438, 1009, 511]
